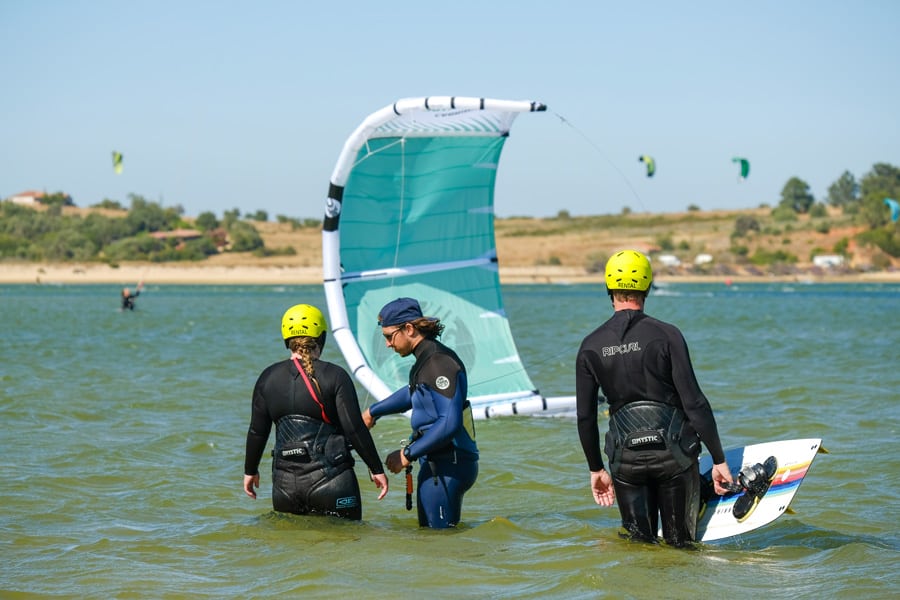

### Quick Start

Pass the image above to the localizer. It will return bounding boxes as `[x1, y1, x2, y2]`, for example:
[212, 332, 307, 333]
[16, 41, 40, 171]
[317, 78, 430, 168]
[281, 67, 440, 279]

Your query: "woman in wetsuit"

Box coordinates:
[243, 303, 388, 519]
[362, 297, 479, 529]
[575, 250, 733, 547]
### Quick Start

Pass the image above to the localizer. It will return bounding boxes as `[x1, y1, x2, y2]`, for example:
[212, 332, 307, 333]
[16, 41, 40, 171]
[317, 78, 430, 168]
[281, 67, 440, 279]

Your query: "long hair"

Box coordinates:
[288, 336, 322, 393]
[411, 317, 444, 340]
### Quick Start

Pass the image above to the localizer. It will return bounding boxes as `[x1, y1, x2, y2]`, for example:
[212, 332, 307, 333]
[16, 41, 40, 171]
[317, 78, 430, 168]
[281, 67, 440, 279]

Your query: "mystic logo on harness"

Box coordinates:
[627, 432, 664, 448]
[602, 342, 641, 357]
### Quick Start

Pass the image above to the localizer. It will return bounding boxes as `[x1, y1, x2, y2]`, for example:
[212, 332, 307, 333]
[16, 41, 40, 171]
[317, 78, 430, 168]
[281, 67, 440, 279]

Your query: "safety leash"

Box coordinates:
[405, 464, 413, 511]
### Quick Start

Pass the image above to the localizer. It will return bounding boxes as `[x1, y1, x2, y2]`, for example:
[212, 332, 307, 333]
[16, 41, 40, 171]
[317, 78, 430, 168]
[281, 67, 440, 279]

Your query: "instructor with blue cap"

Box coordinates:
[363, 297, 479, 528]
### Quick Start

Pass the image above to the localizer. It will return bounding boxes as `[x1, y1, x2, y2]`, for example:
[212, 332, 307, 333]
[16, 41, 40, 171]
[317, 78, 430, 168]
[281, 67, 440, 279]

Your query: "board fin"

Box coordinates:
[733, 456, 778, 523]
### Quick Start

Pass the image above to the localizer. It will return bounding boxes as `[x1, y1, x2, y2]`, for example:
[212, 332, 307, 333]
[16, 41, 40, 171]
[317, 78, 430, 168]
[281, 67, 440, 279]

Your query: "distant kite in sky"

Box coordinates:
[112, 151, 123, 175]
[732, 157, 750, 180]
[885, 198, 899, 222]
[638, 155, 656, 177]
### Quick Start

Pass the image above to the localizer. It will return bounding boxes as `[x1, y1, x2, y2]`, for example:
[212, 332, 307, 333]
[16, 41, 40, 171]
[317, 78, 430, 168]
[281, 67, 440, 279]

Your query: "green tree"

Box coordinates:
[778, 177, 815, 214]
[248, 210, 268, 222]
[223, 208, 241, 229]
[81, 212, 132, 247]
[858, 163, 900, 228]
[41, 192, 75, 207]
[827, 170, 859, 213]
[808, 202, 828, 218]
[732, 215, 760, 237]
[91, 198, 124, 210]
[195, 211, 220, 231]
[125, 194, 181, 233]
[227, 220, 264, 252]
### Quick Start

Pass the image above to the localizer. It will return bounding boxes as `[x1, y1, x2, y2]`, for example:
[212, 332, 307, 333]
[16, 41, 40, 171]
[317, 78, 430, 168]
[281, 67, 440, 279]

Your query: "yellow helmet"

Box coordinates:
[281, 304, 327, 340]
[605, 250, 653, 292]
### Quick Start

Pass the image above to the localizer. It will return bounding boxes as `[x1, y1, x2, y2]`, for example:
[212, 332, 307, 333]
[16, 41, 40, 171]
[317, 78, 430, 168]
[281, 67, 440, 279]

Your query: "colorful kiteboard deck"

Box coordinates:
[694, 437, 825, 542]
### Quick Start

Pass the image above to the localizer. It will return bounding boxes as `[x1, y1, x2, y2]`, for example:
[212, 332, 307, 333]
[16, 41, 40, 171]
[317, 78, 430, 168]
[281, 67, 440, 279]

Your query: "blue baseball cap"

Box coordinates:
[378, 297, 423, 326]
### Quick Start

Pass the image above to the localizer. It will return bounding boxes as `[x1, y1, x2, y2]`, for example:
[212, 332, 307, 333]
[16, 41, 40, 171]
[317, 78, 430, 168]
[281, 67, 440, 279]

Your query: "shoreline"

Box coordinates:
[2, 262, 898, 285]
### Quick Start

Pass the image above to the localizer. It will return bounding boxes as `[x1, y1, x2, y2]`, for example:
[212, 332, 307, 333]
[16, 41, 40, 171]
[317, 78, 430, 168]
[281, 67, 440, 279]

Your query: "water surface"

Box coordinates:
[1, 282, 898, 598]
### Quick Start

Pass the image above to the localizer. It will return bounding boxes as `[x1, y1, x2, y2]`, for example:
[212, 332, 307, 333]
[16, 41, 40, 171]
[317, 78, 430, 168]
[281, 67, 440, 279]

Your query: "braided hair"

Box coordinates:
[288, 336, 322, 394]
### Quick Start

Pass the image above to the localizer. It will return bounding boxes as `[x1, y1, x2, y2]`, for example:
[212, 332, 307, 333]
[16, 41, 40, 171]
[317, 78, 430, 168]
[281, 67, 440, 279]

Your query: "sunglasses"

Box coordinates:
[382, 327, 404, 342]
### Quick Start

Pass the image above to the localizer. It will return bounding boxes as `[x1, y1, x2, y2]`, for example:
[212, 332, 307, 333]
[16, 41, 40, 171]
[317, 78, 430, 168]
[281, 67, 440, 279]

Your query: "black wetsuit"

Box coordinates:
[244, 357, 385, 520]
[121, 290, 139, 310]
[369, 338, 478, 528]
[576, 309, 726, 546]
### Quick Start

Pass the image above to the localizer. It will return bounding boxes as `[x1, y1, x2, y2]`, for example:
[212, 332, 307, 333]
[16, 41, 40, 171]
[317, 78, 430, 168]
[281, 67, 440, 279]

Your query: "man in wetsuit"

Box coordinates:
[243, 303, 388, 519]
[362, 297, 479, 529]
[576, 250, 733, 547]
[121, 282, 143, 311]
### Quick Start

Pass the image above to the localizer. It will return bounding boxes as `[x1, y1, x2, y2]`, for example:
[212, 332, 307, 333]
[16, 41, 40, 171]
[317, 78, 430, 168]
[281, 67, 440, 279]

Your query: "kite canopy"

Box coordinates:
[321, 96, 574, 418]
[732, 157, 750, 179]
[639, 155, 656, 177]
[885, 198, 899, 222]
[112, 151, 123, 175]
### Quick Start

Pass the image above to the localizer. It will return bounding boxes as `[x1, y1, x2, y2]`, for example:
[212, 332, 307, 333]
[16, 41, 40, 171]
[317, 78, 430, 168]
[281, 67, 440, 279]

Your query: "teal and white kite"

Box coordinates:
[732, 157, 750, 180]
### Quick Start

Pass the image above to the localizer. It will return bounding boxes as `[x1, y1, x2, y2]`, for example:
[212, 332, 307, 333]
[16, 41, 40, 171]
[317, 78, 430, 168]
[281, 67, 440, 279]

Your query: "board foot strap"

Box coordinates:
[732, 456, 778, 522]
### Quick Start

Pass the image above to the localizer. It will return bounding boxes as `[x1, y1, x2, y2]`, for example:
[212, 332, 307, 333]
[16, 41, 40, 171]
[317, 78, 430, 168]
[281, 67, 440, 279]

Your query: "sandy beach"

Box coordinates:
[2, 262, 897, 285]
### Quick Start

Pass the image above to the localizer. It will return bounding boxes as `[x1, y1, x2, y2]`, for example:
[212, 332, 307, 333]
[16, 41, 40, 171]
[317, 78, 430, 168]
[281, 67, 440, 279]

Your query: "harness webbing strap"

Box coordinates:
[291, 357, 331, 424]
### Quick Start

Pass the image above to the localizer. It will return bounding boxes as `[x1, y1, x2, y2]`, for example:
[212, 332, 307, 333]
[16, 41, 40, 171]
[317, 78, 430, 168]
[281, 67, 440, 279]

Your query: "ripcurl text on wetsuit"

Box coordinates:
[576, 309, 726, 545]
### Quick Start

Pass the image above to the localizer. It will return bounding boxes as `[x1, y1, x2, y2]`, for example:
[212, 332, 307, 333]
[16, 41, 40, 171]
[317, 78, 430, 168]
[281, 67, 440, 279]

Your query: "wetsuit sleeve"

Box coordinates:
[244, 372, 273, 476]
[668, 331, 726, 464]
[368, 385, 412, 419]
[576, 347, 605, 472]
[332, 368, 385, 476]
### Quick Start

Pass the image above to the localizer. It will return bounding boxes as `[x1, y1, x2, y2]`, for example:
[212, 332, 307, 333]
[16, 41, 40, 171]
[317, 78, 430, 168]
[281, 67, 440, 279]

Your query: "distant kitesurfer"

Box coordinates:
[575, 250, 733, 547]
[121, 282, 143, 311]
[243, 304, 388, 519]
[362, 297, 479, 529]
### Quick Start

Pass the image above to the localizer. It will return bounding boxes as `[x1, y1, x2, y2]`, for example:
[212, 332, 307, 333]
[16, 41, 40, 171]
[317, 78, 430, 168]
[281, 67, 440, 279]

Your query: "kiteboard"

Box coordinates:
[694, 437, 825, 542]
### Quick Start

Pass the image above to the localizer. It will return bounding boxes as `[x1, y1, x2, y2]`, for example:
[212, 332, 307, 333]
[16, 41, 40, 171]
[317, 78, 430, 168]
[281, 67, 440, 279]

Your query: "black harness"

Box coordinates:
[604, 401, 701, 478]
[273, 414, 352, 478]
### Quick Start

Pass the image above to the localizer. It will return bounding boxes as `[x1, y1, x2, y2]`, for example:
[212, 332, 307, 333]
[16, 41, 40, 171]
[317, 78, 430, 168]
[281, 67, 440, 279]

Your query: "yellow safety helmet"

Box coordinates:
[281, 304, 328, 341]
[605, 250, 653, 292]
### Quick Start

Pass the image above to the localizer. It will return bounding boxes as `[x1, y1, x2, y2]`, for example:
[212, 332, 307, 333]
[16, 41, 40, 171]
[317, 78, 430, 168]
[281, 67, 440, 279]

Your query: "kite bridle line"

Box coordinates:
[552, 111, 648, 214]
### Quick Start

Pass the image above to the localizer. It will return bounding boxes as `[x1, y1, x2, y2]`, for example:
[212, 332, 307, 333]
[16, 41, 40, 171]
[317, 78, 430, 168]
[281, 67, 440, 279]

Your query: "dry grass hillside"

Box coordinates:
[203, 207, 895, 277]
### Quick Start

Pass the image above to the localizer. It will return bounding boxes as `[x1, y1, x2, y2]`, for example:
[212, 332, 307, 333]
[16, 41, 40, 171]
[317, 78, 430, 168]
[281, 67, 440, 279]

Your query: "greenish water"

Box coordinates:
[1, 282, 898, 598]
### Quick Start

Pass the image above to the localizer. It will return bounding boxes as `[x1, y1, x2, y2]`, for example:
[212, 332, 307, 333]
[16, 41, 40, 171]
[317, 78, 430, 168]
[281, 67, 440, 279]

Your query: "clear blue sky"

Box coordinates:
[2, 0, 898, 218]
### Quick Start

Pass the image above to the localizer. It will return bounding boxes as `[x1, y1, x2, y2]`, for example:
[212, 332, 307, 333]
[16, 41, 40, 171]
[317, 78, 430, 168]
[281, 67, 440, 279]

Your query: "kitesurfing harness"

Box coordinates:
[273, 414, 353, 480]
[272, 362, 349, 477]
[604, 401, 701, 478]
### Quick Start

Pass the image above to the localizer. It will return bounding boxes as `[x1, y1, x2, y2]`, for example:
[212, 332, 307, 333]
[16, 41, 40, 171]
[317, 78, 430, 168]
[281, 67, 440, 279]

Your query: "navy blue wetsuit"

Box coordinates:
[244, 358, 385, 520]
[576, 309, 726, 546]
[369, 338, 478, 528]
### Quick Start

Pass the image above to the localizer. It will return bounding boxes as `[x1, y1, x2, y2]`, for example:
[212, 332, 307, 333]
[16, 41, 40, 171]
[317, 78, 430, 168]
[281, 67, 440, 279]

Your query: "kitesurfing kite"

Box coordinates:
[112, 151, 123, 175]
[639, 155, 656, 177]
[885, 198, 899, 222]
[732, 157, 750, 180]
[321, 96, 574, 418]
